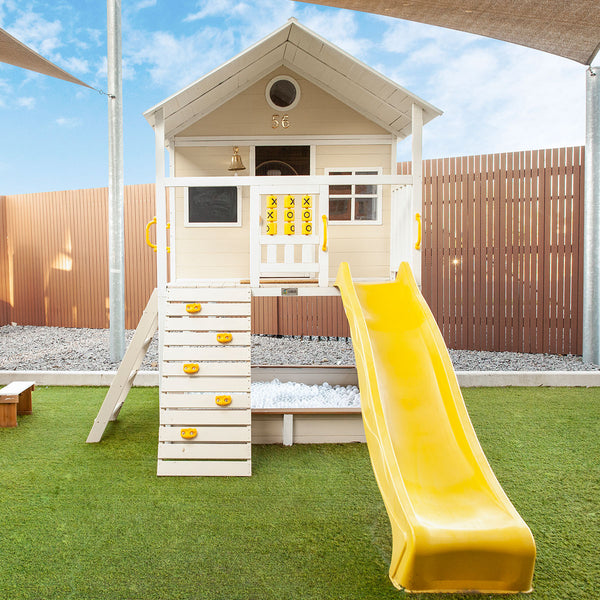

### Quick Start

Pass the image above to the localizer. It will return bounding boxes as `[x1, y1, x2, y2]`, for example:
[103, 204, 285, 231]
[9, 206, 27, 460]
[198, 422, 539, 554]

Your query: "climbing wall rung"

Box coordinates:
[158, 284, 252, 477]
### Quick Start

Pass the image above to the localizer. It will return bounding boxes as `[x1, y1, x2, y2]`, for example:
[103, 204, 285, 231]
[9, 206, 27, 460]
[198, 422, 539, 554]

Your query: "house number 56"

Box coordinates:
[272, 114, 290, 129]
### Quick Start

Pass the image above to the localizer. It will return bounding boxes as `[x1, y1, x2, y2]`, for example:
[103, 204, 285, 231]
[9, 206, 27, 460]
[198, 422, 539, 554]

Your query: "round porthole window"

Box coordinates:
[266, 76, 300, 110]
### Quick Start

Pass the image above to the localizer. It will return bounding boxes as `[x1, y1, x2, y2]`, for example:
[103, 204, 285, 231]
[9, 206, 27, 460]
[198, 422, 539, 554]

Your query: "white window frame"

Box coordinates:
[325, 167, 383, 225]
[265, 75, 301, 111]
[184, 186, 242, 228]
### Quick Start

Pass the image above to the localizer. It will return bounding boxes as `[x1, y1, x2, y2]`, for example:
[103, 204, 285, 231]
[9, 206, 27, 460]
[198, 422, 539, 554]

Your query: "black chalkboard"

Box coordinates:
[188, 187, 238, 223]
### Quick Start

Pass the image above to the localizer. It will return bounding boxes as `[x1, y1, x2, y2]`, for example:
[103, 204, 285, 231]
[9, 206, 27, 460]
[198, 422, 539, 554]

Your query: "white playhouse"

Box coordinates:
[88, 19, 441, 476]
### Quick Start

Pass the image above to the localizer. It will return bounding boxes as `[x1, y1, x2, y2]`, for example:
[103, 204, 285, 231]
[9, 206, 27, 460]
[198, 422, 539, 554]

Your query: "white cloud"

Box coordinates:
[184, 0, 251, 22]
[55, 116, 82, 128]
[126, 27, 236, 90]
[6, 10, 63, 56]
[296, 6, 372, 59]
[58, 56, 89, 75]
[135, 0, 157, 10]
[16, 96, 35, 109]
[378, 20, 585, 160]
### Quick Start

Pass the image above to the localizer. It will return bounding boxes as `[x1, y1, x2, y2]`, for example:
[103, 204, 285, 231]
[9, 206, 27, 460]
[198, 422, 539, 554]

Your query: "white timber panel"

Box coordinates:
[160, 409, 251, 426]
[165, 303, 251, 317]
[159, 425, 251, 443]
[161, 377, 251, 393]
[160, 393, 251, 409]
[157, 460, 251, 477]
[164, 331, 251, 346]
[162, 346, 251, 361]
[164, 317, 251, 331]
[158, 443, 251, 460]
[162, 363, 250, 377]
[166, 287, 251, 302]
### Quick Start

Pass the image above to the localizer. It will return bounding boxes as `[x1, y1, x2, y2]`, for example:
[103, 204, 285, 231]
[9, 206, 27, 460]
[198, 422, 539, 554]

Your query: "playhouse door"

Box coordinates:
[250, 184, 329, 286]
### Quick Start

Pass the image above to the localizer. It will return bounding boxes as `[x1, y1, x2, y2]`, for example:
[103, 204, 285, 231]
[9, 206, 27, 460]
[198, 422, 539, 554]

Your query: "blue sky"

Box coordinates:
[0, 0, 587, 195]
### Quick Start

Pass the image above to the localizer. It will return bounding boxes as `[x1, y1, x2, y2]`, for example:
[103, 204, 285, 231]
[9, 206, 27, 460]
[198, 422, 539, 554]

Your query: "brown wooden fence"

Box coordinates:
[0, 146, 586, 353]
[400, 146, 585, 355]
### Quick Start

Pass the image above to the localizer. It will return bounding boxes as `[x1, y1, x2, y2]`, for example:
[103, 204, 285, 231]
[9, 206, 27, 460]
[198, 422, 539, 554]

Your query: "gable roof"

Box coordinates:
[144, 18, 442, 139]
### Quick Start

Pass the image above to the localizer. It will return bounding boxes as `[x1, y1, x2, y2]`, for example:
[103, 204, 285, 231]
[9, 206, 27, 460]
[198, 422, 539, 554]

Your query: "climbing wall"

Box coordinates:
[157, 284, 252, 476]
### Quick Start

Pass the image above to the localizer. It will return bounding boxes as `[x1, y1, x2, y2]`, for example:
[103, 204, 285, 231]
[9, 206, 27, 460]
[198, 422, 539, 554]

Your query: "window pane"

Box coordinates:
[329, 184, 352, 195]
[356, 170, 378, 176]
[355, 197, 376, 221]
[189, 187, 237, 223]
[356, 184, 377, 195]
[330, 171, 352, 176]
[269, 79, 297, 108]
[329, 197, 351, 221]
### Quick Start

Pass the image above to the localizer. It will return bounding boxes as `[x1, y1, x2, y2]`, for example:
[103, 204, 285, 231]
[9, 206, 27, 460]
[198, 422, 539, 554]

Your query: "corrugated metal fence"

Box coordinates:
[0, 185, 156, 329]
[0, 146, 585, 353]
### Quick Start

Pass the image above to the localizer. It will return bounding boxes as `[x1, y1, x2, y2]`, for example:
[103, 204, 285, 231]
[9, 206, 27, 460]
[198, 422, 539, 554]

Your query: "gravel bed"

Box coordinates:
[0, 325, 598, 372]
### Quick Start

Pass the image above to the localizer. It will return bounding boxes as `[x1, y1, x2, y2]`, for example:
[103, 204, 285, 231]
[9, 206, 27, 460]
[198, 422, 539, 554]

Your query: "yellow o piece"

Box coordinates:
[185, 303, 202, 314]
[266, 222, 277, 236]
[284, 209, 295, 222]
[215, 395, 232, 407]
[302, 209, 312, 222]
[180, 428, 197, 440]
[302, 222, 313, 235]
[217, 332, 233, 344]
[183, 363, 199, 374]
[284, 222, 295, 235]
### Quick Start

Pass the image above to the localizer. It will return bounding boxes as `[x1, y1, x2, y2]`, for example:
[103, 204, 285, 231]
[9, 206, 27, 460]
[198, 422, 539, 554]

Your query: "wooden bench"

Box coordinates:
[0, 381, 35, 427]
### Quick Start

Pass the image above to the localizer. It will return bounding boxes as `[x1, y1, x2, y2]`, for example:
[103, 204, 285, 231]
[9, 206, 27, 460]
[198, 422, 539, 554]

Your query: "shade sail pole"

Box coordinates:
[107, 0, 125, 361]
[583, 65, 600, 363]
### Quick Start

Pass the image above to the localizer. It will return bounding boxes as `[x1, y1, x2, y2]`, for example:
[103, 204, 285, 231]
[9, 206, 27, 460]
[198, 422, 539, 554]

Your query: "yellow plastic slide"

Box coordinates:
[335, 262, 535, 593]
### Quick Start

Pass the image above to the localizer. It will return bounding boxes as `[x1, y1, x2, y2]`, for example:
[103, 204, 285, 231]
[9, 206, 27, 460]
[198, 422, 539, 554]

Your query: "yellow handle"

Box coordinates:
[215, 395, 232, 407]
[415, 213, 422, 251]
[322, 215, 328, 252]
[145, 217, 157, 252]
[145, 216, 171, 253]
[180, 428, 197, 440]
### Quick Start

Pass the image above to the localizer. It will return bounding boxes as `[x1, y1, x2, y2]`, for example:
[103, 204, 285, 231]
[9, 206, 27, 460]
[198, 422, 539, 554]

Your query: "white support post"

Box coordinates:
[390, 185, 412, 277]
[168, 141, 176, 281]
[154, 108, 167, 370]
[411, 104, 424, 287]
[107, 0, 125, 361]
[250, 186, 261, 286]
[318, 184, 330, 287]
[584, 66, 600, 364]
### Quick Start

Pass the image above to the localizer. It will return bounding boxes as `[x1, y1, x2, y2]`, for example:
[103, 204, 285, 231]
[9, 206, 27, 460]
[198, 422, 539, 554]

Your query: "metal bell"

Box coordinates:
[228, 146, 246, 171]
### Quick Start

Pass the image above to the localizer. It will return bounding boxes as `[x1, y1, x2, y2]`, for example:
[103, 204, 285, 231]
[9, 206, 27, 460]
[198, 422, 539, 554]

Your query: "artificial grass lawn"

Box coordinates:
[0, 387, 598, 600]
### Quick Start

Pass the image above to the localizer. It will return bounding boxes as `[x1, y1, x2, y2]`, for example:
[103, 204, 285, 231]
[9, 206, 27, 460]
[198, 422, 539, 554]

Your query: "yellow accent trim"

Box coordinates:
[145, 216, 170, 253]
[415, 213, 422, 250]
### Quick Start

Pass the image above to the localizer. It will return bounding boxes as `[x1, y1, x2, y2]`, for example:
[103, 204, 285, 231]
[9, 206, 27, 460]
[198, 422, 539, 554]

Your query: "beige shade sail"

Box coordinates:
[0, 27, 91, 87]
[297, 0, 600, 65]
